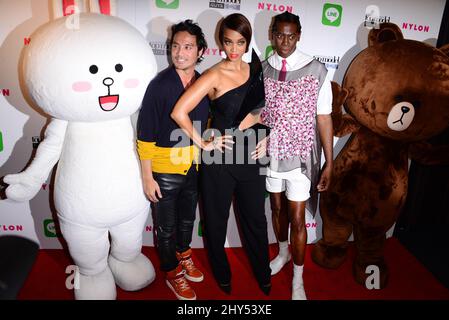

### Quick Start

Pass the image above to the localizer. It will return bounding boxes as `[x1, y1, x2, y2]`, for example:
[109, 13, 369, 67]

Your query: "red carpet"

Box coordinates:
[17, 238, 449, 300]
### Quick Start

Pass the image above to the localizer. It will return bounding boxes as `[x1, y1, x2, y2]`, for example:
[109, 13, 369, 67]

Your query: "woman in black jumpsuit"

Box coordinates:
[171, 13, 271, 295]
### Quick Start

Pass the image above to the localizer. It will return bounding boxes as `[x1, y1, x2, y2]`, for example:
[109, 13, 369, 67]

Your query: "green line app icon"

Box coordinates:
[265, 45, 274, 60]
[197, 220, 204, 237]
[156, 0, 179, 9]
[44, 219, 57, 237]
[0, 131, 3, 152]
[322, 3, 343, 27]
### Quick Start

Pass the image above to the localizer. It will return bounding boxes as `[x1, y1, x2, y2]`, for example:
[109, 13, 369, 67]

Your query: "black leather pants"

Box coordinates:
[152, 165, 198, 272]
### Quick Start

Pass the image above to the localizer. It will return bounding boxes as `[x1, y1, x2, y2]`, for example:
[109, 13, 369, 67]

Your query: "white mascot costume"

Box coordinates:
[4, 0, 157, 300]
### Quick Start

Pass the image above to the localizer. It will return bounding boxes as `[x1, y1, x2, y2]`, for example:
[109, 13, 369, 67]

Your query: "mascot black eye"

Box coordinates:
[394, 95, 404, 102]
[89, 65, 98, 74]
[115, 64, 123, 72]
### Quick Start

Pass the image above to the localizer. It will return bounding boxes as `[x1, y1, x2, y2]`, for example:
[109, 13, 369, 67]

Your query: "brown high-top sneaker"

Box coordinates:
[176, 248, 204, 282]
[165, 264, 196, 300]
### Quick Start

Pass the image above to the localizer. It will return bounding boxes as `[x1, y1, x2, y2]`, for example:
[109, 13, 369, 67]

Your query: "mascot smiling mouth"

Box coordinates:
[99, 94, 119, 111]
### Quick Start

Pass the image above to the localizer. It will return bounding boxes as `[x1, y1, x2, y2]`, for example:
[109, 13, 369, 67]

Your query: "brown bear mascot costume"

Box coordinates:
[312, 23, 449, 289]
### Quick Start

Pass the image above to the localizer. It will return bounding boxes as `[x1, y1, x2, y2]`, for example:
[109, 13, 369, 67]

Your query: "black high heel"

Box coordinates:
[259, 282, 271, 296]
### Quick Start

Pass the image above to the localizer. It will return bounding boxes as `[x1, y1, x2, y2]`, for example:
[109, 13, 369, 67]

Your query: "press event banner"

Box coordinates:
[0, 0, 445, 248]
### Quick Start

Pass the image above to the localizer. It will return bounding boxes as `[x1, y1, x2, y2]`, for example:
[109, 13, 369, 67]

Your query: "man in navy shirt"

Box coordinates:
[137, 20, 209, 300]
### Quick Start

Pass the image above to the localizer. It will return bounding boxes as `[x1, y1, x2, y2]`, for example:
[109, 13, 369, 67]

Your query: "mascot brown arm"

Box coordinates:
[409, 141, 449, 165]
[409, 44, 449, 165]
[331, 81, 360, 137]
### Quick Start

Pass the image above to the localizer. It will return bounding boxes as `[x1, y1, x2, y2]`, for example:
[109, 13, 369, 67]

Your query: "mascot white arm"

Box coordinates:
[5, 119, 67, 201]
[4, 0, 158, 300]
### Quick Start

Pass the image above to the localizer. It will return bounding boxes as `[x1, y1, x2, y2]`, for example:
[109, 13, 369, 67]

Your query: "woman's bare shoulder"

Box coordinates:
[201, 62, 230, 85]
[204, 61, 226, 75]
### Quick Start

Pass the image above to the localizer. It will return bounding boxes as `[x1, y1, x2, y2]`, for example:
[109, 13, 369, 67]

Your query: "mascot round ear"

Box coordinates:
[429, 44, 449, 81]
[439, 43, 449, 57]
[368, 22, 404, 47]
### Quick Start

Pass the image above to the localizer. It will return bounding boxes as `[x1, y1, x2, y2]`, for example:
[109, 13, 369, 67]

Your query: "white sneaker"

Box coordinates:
[292, 282, 307, 300]
[269, 252, 292, 275]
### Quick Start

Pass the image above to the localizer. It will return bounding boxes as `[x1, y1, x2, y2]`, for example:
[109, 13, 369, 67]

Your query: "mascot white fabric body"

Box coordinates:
[4, 0, 157, 300]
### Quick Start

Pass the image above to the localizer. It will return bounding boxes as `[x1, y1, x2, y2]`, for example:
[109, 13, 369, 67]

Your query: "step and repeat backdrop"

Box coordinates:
[0, 0, 445, 248]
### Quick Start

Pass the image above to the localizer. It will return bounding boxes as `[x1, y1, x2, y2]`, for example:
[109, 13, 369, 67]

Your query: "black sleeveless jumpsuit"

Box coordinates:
[200, 61, 271, 289]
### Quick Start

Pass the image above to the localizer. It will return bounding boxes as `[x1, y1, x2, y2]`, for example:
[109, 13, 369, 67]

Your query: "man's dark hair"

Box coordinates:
[218, 13, 252, 53]
[271, 11, 302, 34]
[170, 19, 208, 63]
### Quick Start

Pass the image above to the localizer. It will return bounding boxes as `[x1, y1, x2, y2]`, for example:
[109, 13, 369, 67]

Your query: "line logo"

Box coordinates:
[43, 219, 57, 237]
[197, 220, 204, 237]
[265, 45, 274, 60]
[322, 3, 343, 27]
[0, 131, 3, 152]
[156, 0, 179, 9]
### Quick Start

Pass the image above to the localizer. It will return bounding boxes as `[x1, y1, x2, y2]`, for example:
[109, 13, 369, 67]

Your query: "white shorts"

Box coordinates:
[265, 169, 311, 202]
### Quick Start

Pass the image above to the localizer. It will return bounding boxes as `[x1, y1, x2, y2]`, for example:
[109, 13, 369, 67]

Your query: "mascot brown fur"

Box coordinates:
[311, 23, 449, 289]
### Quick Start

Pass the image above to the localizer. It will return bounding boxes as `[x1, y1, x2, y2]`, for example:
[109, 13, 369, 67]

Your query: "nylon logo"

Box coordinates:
[258, 2, 292, 13]
[0, 225, 23, 232]
[402, 22, 430, 33]
[203, 48, 224, 56]
[156, 0, 179, 9]
[322, 3, 343, 27]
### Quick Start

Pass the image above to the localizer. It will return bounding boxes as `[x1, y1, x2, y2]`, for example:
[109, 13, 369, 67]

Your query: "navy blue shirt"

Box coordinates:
[137, 66, 209, 147]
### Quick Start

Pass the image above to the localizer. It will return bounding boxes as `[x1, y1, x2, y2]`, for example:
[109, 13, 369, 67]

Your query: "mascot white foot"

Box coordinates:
[109, 253, 156, 291]
[75, 267, 117, 300]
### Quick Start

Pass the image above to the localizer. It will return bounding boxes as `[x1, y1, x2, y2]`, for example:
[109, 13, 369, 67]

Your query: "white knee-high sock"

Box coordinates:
[293, 264, 304, 287]
[270, 240, 291, 275]
[292, 264, 306, 300]
[278, 240, 289, 257]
